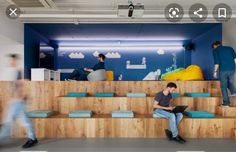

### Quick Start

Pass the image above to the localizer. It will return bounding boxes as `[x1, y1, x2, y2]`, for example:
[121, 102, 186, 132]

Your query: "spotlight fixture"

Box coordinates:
[128, 2, 134, 17]
[118, 1, 144, 18]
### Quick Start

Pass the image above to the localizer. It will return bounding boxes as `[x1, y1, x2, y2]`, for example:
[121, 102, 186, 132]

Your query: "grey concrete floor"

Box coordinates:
[0, 138, 236, 152]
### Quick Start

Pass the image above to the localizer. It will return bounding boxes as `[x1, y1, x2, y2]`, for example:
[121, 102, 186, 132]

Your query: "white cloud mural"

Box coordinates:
[157, 49, 165, 55]
[105, 52, 121, 58]
[68, 52, 85, 59]
[93, 51, 100, 57]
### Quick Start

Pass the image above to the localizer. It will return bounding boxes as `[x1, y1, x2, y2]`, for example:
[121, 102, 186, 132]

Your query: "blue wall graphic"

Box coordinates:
[25, 23, 222, 80]
[55, 49, 190, 80]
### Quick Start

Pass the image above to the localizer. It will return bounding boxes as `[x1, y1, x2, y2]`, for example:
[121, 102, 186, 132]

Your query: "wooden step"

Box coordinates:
[232, 128, 236, 140]
[61, 81, 221, 97]
[57, 97, 220, 114]
[13, 114, 236, 138]
[216, 106, 236, 117]
[230, 96, 236, 106]
[0, 81, 221, 120]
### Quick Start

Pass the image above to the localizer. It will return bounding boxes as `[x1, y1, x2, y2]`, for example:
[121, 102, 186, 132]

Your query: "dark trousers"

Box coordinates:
[68, 68, 90, 80]
[219, 70, 236, 105]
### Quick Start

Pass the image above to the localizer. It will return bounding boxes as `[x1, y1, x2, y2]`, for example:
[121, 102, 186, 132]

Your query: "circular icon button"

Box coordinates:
[165, 3, 184, 22]
[6, 5, 21, 19]
[189, 3, 208, 23]
[213, 3, 232, 22]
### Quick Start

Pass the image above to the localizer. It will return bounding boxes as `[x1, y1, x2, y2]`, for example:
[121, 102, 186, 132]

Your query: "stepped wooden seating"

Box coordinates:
[230, 96, 236, 106]
[2, 81, 236, 138]
[232, 128, 236, 140]
[217, 106, 236, 117]
[57, 97, 220, 114]
[12, 114, 236, 138]
[216, 97, 236, 117]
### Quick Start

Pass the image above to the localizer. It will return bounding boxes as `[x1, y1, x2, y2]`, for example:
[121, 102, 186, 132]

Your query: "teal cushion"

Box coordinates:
[69, 110, 92, 118]
[66, 92, 87, 97]
[185, 111, 215, 118]
[95, 92, 114, 97]
[27, 110, 54, 118]
[185, 92, 211, 97]
[127, 93, 146, 97]
[112, 111, 134, 118]
[171, 93, 181, 98]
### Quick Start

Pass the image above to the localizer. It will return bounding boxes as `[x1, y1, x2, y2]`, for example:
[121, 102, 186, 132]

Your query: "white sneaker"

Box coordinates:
[221, 104, 230, 107]
[65, 79, 73, 81]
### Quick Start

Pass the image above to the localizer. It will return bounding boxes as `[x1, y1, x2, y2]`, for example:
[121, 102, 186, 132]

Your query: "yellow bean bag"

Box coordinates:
[161, 68, 185, 80]
[106, 70, 114, 81]
[161, 65, 204, 81]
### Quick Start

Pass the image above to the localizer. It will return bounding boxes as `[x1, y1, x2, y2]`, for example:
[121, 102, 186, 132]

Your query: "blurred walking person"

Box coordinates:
[0, 54, 38, 148]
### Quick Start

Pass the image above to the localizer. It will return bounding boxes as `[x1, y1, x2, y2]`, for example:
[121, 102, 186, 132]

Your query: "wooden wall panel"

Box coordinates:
[12, 117, 236, 138]
[0, 98, 22, 122]
[58, 97, 220, 114]
[129, 98, 152, 114]
[0, 82, 14, 97]
[193, 98, 220, 113]
[58, 97, 129, 114]
[56, 81, 221, 97]
[0, 81, 222, 97]
[25, 82, 46, 111]
[223, 120, 236, 138]
[232, 128, 236, 140]
[0, 82, 15, 121]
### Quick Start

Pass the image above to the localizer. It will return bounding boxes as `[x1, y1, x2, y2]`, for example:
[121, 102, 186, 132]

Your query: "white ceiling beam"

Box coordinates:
[20, 14, 118, 18]
[19, 16, 222, 23]
[19, 13, 236, 19]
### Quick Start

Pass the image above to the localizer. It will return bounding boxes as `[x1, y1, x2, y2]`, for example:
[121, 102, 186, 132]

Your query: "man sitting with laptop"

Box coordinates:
[153, 82, 186, 144]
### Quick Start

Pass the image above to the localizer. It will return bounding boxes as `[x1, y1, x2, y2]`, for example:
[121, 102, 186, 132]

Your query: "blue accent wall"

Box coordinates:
[28, 23, 218, 42]
[39, 45, 54, 69]
[25, 23, 222, 80]
[24, 25, 50, 78]
[191, 24, 222, 80]
[57, 49, 190, 80]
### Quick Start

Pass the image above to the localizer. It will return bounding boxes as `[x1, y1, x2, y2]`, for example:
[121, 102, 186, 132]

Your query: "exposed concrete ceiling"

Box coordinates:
[1, 0, 236, 23]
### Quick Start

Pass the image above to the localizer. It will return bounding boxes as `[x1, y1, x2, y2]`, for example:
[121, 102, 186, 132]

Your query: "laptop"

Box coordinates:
[171, 105, 188, 113]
